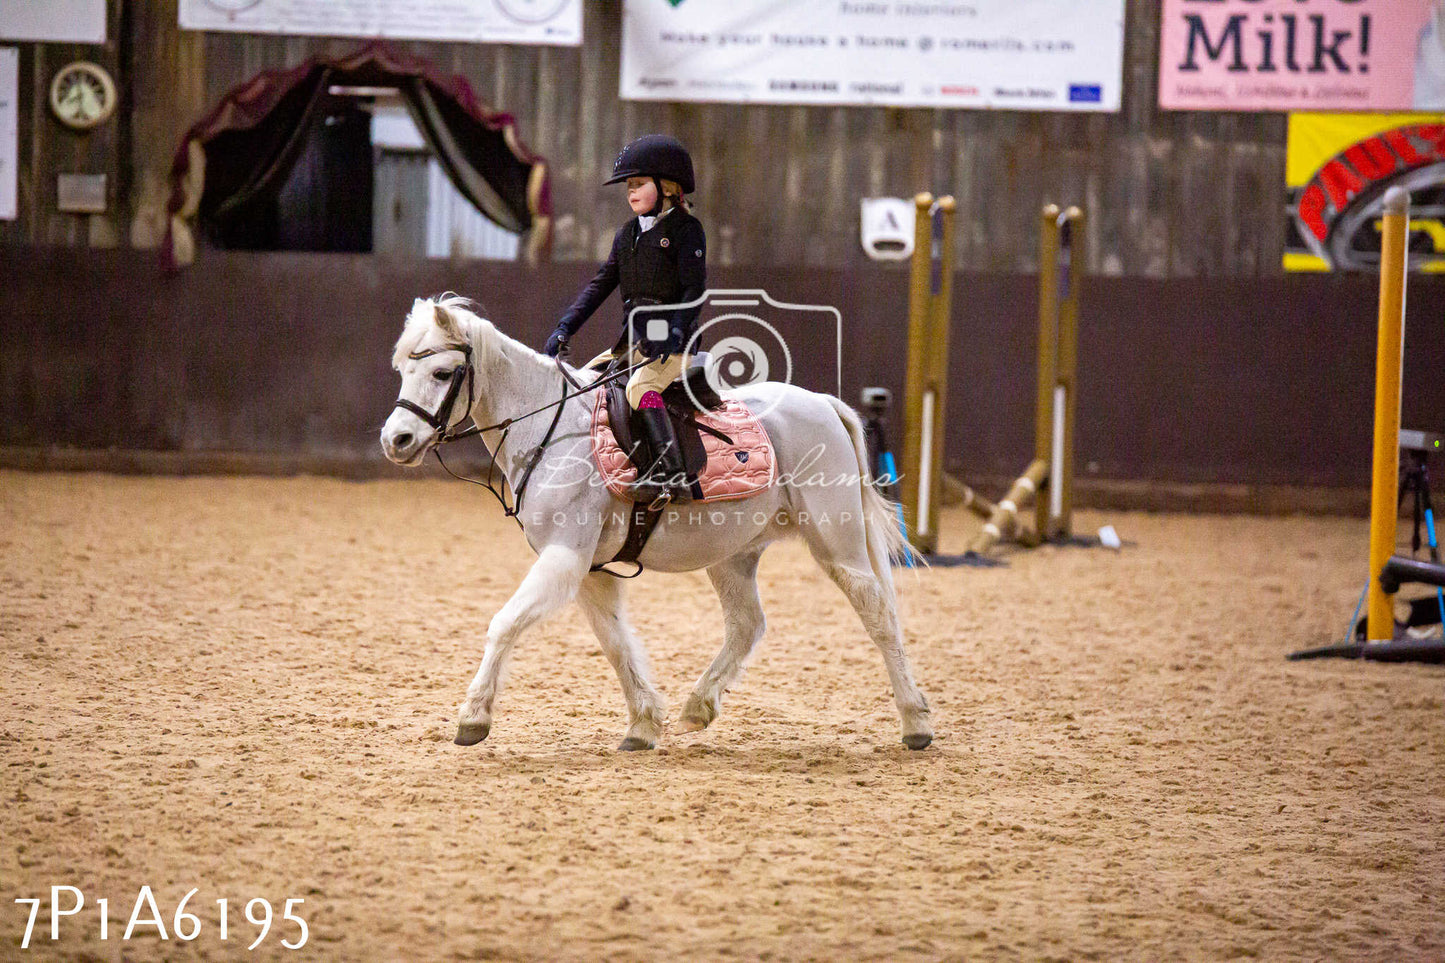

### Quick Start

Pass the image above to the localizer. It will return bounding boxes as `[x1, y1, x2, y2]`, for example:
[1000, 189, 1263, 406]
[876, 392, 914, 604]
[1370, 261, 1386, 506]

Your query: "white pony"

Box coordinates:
[380, 296, 933, 751]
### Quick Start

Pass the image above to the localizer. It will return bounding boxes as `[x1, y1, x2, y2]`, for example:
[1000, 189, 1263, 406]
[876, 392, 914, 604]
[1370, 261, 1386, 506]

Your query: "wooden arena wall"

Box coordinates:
[0, 0, 1283, 279]
[4, 1, 1440, 511]
[2, 249, 1441, 513]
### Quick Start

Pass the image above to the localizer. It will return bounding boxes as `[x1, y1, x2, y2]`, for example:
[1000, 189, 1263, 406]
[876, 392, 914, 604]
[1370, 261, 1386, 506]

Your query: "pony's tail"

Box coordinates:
[826, 395, 909, 603]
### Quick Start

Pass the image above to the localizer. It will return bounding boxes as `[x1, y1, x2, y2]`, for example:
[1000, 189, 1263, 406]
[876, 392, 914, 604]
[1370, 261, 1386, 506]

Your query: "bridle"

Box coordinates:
[391, 341, 644, 524]
[393, 343, 480, 443]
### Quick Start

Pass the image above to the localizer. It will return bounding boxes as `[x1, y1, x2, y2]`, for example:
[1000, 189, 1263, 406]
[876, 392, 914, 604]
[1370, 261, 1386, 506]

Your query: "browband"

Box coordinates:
[408, 343, 470, 361]
[394, 342, 475, 434]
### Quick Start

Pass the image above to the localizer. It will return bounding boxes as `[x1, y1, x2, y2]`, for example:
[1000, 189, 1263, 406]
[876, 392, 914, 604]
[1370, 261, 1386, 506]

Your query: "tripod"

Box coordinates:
[861, 400, 900, 500]
[861, 387, 918, 566]
[1395, 443, 1445, 636]
[1289, 433, 1445, 661]
[1399, 448, 1440, 562]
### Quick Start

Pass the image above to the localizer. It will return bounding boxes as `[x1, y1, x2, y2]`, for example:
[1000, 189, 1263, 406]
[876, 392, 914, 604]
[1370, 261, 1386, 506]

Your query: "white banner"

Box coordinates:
[0, 48, 16, 222]
[179, 0, 581, 46]
[621, 0, 1125, 111]
[0, 0, 106, 43]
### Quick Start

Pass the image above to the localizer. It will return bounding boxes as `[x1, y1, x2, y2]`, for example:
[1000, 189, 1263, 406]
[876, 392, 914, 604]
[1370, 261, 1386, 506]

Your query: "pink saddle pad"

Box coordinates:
[591, 393, 776, 502]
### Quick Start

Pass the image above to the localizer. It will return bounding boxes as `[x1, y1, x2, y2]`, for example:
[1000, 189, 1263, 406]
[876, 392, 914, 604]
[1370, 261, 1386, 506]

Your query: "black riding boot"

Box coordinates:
[630, 406, 692, 504]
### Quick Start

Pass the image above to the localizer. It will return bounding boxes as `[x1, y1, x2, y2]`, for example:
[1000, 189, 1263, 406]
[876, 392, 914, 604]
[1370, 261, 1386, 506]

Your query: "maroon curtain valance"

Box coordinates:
[165, 41, 551, 266]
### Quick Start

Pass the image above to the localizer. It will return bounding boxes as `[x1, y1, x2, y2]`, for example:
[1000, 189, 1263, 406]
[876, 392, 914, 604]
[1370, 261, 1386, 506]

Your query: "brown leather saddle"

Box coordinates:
[593, 366, 730, 577]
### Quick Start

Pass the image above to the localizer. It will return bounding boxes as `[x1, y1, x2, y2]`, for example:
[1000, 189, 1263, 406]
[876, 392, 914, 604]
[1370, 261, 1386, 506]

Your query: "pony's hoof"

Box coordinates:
[902, 733, 932, 751]
[618, 737, 655, 752]
[454, 722, 490, 746]
[678, 695, 716, 733]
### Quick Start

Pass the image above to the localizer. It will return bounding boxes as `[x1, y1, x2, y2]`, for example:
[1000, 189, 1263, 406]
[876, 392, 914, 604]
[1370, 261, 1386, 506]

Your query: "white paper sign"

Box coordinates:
[0, 0, 106, 43]
[860, 197, 914, 261]
[621, 0, 1125, 111]
[0, 47, 16, 222]
[178, 0, 581, 46]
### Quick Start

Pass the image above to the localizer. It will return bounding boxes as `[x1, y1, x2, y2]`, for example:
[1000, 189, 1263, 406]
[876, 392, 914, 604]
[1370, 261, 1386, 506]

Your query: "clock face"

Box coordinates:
[494, 0, 570, 24]
[50, 62, 116, 130]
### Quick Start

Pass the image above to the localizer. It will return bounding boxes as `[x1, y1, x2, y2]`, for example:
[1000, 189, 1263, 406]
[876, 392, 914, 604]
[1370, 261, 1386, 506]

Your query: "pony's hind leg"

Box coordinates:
[803, 532, 933, 749]
[576, 572, 667, 751]
[680, 547, 767, 733]
[455, 543, 588, 746]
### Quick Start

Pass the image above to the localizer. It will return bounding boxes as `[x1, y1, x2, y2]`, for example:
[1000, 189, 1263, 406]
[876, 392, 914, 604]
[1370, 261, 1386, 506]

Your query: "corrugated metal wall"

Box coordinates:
[3, 0, 1287, 277]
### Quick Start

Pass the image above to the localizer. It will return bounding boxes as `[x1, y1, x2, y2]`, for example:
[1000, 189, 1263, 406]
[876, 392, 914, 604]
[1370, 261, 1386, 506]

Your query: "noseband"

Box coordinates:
[393, 343, 479, 442]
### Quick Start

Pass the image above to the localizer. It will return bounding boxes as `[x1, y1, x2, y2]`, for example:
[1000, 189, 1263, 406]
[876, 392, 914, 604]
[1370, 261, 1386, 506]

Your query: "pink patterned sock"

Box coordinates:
[637, 391, 664, 409]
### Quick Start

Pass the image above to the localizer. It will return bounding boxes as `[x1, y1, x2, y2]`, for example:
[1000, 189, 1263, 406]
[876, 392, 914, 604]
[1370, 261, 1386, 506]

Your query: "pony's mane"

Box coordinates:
[391, 293, 548, 374]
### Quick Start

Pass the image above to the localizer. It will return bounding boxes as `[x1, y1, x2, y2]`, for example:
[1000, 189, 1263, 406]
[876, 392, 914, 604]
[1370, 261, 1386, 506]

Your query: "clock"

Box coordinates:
[495, 0, 570, 24]
[49, 61, 117, 131]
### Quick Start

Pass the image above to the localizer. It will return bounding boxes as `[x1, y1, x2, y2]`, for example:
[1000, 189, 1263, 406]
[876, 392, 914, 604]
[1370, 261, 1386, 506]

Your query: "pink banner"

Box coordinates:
[1159, 0, 1439, 112]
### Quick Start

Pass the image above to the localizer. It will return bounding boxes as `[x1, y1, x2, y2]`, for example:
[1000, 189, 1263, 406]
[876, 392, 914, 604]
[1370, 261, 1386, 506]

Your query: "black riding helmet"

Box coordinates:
[604, 134, 695, 194]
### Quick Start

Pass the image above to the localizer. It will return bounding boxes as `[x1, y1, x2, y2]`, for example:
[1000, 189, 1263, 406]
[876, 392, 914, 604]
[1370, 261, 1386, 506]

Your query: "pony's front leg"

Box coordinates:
[455, 543, 588, 746]
[576, 573, 666, 750]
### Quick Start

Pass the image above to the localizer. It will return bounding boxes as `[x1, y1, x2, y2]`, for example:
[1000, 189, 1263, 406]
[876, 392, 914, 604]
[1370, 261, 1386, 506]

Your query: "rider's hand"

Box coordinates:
[544, 328, 569, 358]
[643, 325, 686, 362]
[667, 325, 687, 357]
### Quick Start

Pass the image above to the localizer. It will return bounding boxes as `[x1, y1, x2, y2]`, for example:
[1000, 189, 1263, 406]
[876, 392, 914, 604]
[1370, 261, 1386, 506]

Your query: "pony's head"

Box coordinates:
[380, 295, 486, 466]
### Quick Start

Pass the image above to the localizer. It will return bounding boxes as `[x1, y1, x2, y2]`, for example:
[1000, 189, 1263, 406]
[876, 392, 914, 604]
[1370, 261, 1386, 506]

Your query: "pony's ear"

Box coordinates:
[434, 301, 464, 342]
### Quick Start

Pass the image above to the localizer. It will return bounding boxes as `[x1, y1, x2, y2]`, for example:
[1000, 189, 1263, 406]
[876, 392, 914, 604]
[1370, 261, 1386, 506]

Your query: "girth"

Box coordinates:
[592, 501, 668, 579]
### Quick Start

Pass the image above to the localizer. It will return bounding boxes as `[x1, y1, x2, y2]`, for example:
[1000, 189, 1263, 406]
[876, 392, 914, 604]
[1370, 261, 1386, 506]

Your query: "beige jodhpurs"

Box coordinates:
[583, 347, 687, 409]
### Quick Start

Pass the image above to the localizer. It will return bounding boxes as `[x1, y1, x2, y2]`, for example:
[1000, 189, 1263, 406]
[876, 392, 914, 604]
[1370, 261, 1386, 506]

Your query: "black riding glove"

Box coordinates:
[544, 327, 570, 358]
[642, 325, 687, 361]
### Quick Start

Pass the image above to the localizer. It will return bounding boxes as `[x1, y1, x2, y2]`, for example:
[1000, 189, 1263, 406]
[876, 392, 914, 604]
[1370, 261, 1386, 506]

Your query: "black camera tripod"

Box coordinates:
[1399, 445, 1439, 562]
[1289, 430, 1445, 663]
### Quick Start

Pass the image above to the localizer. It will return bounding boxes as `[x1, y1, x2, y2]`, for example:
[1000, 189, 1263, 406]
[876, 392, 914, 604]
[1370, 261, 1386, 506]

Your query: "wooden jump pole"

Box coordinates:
[901, 193, 955, 556]
[970, 459, 1048, 553]
[901, 193, 933, 555]
[1038, 205, 1083, 542]
[1032, 204, 1062, 544]
[954, 481, 999, 520]
[968, 204, 1083, 556]
[930, 195, 957, 542]
[1366, 187, 1410, 643]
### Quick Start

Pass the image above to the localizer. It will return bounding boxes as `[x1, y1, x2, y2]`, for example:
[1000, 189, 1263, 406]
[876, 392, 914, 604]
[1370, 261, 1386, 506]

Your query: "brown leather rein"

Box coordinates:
[391, 344, 641, 529]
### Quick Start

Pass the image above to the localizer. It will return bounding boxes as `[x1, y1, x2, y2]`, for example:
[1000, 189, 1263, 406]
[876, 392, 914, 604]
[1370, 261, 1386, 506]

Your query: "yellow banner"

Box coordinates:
[1284, 112, 1445, 271]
